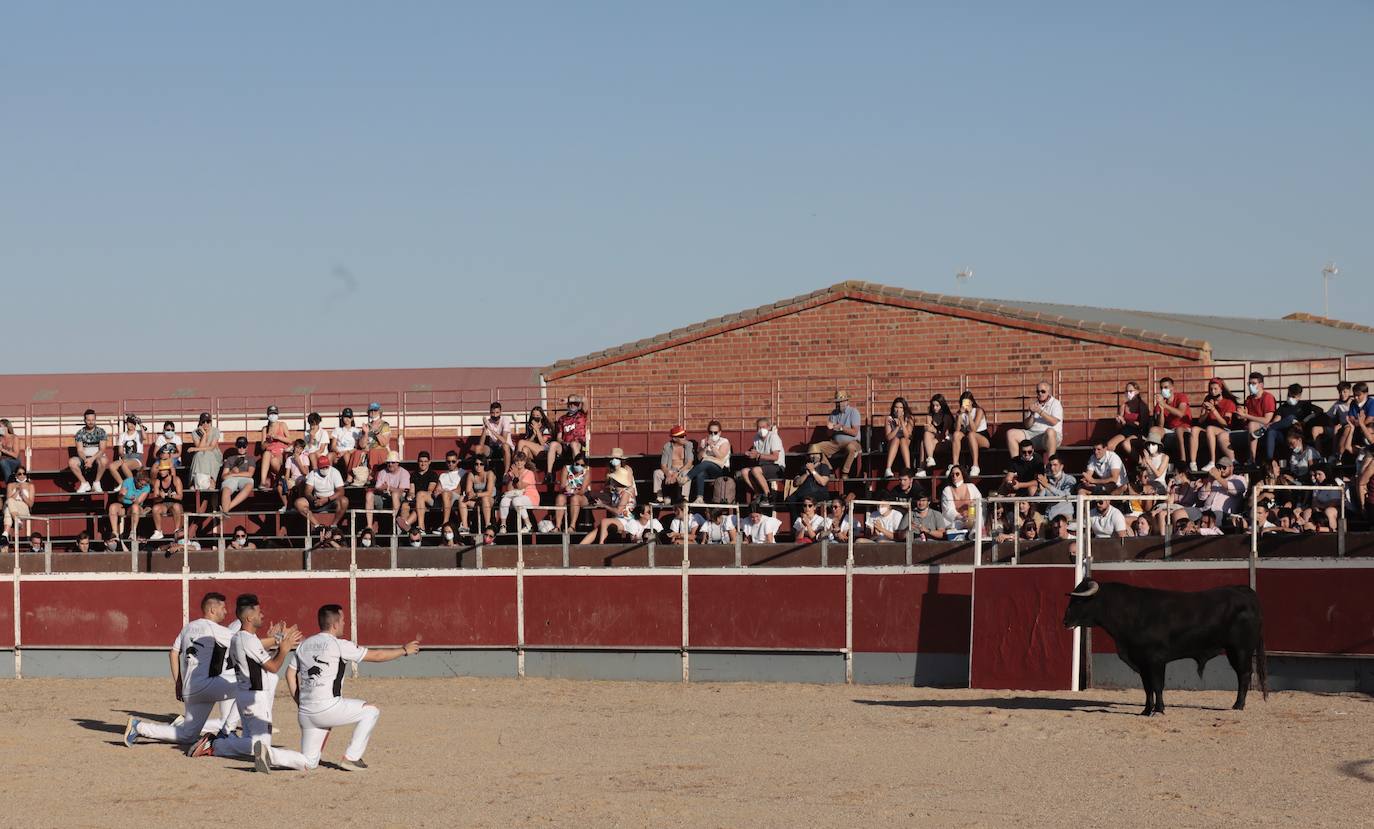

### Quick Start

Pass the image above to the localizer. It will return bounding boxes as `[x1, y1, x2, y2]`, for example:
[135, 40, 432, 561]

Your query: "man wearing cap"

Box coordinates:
[295, 455, 350, 530]
[1198, 456, 1247, 522]
[812, 391, 862, 479]
[369, 451, 411, 532]
[258, 404, 292, 491]
[364, 402, 393, 472]
[787, 445, 834, 506]
[652, 426, 695, 504]
[149, 449, 185, 541]
[548, 395, 588, 474]
[220, 436, 257, 514]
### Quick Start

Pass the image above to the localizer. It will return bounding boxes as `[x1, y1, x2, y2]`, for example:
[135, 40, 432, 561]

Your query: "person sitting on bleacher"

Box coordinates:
[436, 450, 467, 530]
[107, 414, 144, 486]
[653, 426, 694, 505]
[792, 498, 827, 543]
[3, 465, 34, 543]
[278, 439, 311, 513]
[1005, 382, 1062, 462]
[219, 436, 256, 514]
[1197, 456, 1248, 530]
[0, 419, 20, 483]
[187, 413, 222, 491]
[1078, 440, 1127, 497]
[302, 412, 331, 471]
[1037, 454, 1077, 521]
[578, 469, 638, 544]
[886, 470, 921, 512]
[153, 421, 184, 468]
[1311, 381, 1352, 457]
[908, 490, 950, 541]
[149, 452, 184, 542]
[497, 452, 538, 534]
[813, 391, 861, 480]
[296, 455, 350, 532]
[1192, 378, 1241, 472]
[695, 508, 737, 545]
[1236, 372, 1278, 466]
[917, 394, 954, 476]
[257, 405, 293, 491]
[620, 503, 664, 543]
[462, 456, 496, 532]
[950, 391, 991, 477]
[228, 527, 256, 550]
[69, 409, 110, 494]
[1003, 440, 1044, 498]
[108, 468, 151, 545]
[863, 500, 904, 542]
[1149, 377, 1192, 468]
[740, 418, 785, 504]
[71, 531, 91, 553]
[548, 395, 588, 475]
[1105, 381, 1150, 458]
[371, 451, 412, 533]
[740, 501, 782, 544]
[516, 406, 553, 475]
[884, 397, 918, 479]
[554, 453, 589, 533]
[364, 402, 394, 473]
[787, 445, 833, 506]
[477, 401, 516, 473]
[28, 532, 45, 553]
[1089, 498, 1129, 539]
[332, 407, 367, 483]
[1335, 381, 1374, 464]
[821, 499, 852, 543]
[685, 421, 731, 504]
[1282, 430, 1323, 485]
[940, 466, 981, 533]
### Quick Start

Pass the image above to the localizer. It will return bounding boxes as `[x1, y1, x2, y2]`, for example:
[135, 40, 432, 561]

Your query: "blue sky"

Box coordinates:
[4, 1, 1370, 374]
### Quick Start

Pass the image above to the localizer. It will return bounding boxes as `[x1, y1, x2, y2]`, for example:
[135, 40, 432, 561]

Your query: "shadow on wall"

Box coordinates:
[913, 567, 972, 687]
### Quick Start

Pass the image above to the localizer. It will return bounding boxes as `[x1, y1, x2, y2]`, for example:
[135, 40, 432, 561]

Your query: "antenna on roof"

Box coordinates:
[1321, 262, 1339, 318]
[955, 267, 973, 290]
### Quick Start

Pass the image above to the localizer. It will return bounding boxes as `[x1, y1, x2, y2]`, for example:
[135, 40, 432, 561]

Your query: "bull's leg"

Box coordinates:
[1138, 665, 1156, 716]
[1152, 663, 1166, 715]
[1226, 646, 1251, 710]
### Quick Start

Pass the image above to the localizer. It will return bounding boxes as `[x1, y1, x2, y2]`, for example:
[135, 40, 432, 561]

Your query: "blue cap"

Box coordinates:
[367, 402, 382, 411]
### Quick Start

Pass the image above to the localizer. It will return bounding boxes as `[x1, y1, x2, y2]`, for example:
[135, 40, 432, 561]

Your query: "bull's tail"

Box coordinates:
[1255, 625, 1269, 702]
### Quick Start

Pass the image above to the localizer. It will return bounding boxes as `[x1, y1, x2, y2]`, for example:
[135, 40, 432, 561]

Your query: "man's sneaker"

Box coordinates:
[123, 717, 140, 747]
[1200, 463, 1215, 473]
[92, 481, 103, 493]
[253, 739, 272, 774]
[1189, 462, 1199, 473]
[171, 714, 185, 728]
[882, 468, 893, 478]
[925, 457, 937, 468]
[969, 465, 981, 477]
[186, 734, 214, 758]
[149, 530, 164, 541]
[915, 469, 928, 478]
[277, 506, 288, 514]
[76, 482, 92, 494]
[338, 757, 369, 772]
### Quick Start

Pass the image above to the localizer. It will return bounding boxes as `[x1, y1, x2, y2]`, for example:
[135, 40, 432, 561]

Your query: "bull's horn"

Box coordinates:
[1069, 580, 1099, 597]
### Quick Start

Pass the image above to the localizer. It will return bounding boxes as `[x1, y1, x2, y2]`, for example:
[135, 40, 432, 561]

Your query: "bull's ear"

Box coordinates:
[1068, 579, 1099, 598]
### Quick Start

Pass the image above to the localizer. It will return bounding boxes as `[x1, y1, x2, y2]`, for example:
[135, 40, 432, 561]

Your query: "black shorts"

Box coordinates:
[1117, 424, 1144, 439]
[1081, 482, 1118, 496]
[748, 462, 783, 480]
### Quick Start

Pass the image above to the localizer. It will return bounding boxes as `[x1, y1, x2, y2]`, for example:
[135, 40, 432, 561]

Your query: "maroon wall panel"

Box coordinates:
[524, 575, 680, 648]
[21, 579, 182, 647]
[188, 577, 349, 637]
[689, 574, 845, 650]
[970, 567, 1076, 691]
[357, 576, 517, 647]
[1257, 568, 1374, 655]
[1089, 568, 1249, 654]
[0, 580, 13, 648]
[852, 572, 972, 653]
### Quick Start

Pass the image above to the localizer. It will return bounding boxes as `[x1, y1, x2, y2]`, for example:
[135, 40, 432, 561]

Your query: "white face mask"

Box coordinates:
[369, 412, 380, 421]
[443, 532, 454, 542]
[361, 538, 373, 548]
[758, 428, 769, 438]
[877, 505, 891, 516]
[410, 540, 422, 547]
[1161, 388, 1172, 400]
[1248, 383, 1259, 395]
[1125, 389, 1137, 401]
[164, 429, 175, 438]
[267, 414, 279, 423]
[567, 406, 577, 416]
[1148, 445, 1160, 456]
[1287, 397, 1298, 406]
[610, 458, 621, 468]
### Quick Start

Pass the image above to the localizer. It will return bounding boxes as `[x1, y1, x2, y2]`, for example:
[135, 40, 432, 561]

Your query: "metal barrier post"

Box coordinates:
[973, 499, 983, 566]
[1249, 488, 1258, 590]
[516, 523, 526, 678]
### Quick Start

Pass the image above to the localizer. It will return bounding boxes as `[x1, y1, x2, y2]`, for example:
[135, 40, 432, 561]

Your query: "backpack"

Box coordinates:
[711, 475, 736, 504]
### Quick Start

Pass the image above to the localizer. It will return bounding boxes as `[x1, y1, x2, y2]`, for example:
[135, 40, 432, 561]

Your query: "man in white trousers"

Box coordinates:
[203, 594, 309, 772]
[286, 603, 420, 772]
[124, 592, 258, 750]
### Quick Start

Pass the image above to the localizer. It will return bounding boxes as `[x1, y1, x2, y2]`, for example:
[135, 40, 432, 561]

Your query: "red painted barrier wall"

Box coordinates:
[21, 579, 183, 647]
[851, 572, 972, 653]
[188, 577, 350, 638]
[0, 579, 13, 648]
[690, 574, 846, 650]
[1089, 568, 1249, 655]
[1256, 568, 1374, 655]
[970, 567, 1076, 691]
[357, 576, 518, 647]
[524, 575, 680, 648]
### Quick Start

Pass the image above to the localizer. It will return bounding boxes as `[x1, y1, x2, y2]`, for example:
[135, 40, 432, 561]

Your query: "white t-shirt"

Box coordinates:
[291, 632, 368, 714]
[866, 508, 904, 537]
[332, 425, 363, 452]
[1028, 396, 1064, 437]
[438, 469, 466, 492]
[306, 467, 346, 498]
[173, 618, 234, 696]
[697, 514, 736, 544]
[741, 514, 782, 543]
[1086, 450, 1126, 486]
[619, 515, 664, 537]
[229, 630, 280, 722]
[1089, 506, 1128, 538]
[304, 427, 330, 454]
[154, 433, 183, 455]
[751, 430, 785, 467]
[822, 515, 851, 541]
[793, 513, 828, 537]
[117, 428, 145, 459]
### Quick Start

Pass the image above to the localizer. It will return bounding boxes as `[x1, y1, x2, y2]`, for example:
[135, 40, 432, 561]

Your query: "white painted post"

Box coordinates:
[516, 531, 526, 679]
[681, 519, 690, 682]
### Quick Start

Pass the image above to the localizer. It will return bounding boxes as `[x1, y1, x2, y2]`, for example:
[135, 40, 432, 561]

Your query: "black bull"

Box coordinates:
[1062, 578, 1268, 716]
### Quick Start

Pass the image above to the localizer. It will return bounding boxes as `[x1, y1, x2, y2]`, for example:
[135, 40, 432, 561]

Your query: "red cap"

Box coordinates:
[316, 456, 331, 469]
[669, 425, 686, 437]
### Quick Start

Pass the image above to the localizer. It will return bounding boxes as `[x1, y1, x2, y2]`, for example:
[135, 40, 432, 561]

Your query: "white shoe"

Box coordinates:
[93, 481, 103, 493]
[76, 482, 91, 494]
[1200, 463, 1214, 473]
[253, 739, 272, 774]
[1188, 462, 1198, 473]
[915, 469, 928, 478]
[969, 465, 980, 476]
[149, 531, 164, 541]
[925, 457, 936, 468]
[883, 468, 893, 478]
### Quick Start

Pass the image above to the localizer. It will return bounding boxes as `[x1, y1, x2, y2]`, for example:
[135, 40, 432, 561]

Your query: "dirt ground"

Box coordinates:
[0, 677, 1370, 828]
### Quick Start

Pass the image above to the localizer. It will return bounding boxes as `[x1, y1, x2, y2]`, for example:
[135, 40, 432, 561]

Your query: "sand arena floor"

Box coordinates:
[0, 676, 1370, 828]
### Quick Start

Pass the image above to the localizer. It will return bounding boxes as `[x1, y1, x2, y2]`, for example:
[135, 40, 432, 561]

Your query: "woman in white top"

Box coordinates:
[303, 412, 331, 467]
[940, 466, 983, 531]
[109, 415, 146, 484]
[951, 391, 990, 477]
[1139, 439, 1170, 486]
[152, 421, 184, 468]
[3, 465, 35, 541]
[331, 408, 366, 475]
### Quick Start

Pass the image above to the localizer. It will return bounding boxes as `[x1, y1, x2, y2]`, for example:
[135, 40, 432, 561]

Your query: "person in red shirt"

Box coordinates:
[547, 394, 589, 475]
[1189, 378, 1240, 472]
[1235, 371, 1277, 465]
[1149, 376, 1192, 468]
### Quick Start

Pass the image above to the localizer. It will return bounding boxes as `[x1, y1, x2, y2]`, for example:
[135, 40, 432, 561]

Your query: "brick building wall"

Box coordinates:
[545, 296, 1203, 433]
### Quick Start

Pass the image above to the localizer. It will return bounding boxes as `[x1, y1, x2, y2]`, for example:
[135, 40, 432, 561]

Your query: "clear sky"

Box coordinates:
[4, 1, 1370, 374]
